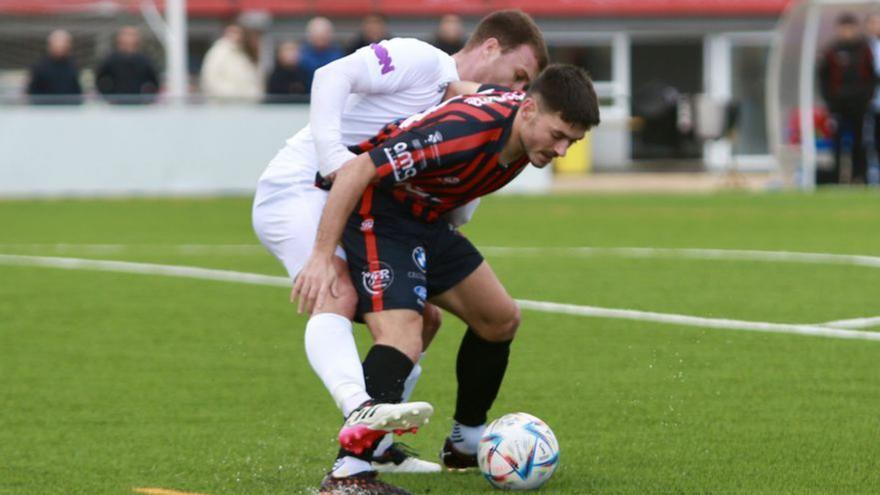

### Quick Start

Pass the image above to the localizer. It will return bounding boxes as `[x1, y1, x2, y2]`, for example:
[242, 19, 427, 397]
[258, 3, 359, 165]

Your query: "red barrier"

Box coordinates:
[0, 0, 793, 17]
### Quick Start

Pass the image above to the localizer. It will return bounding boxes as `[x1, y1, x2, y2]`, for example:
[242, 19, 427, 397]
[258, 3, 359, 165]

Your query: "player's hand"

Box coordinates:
[291, 254, 340, 314]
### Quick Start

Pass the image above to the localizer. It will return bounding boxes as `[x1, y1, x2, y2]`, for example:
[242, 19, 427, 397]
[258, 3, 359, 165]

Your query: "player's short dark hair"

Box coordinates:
[527, 64, 601, 129]
[465, 9, 549, 71]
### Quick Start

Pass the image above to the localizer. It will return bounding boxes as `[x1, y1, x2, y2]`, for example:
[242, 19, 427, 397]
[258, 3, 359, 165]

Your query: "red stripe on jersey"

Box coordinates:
[407, 100, 497, 128]
[442, 102, 500, 123]
[437, 153, 499, 196]
[431, 128, 503, 164]
[358, 186, 383, 312]
[376, 163, 395, 179]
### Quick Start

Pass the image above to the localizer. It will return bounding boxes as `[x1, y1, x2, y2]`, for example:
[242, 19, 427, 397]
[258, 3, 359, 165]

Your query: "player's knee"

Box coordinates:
[498, 302, 521, 341]
[480, 301, 520, 342]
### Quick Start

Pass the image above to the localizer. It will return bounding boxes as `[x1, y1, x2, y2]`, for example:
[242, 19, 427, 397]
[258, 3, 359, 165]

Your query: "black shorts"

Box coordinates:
[342, 188, 484, 317]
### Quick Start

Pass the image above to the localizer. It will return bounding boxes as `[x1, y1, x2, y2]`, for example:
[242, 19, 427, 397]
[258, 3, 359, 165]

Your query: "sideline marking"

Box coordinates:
[820, 316, 880, 329]
[1, 253, 878, 342]
[134, 488, 211, 495]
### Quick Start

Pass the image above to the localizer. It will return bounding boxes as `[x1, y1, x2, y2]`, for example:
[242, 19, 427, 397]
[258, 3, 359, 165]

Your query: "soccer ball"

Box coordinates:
[478, 412, 560, 490]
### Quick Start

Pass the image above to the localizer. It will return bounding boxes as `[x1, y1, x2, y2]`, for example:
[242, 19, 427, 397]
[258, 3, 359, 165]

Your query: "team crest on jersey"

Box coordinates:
[361, 262, 395, 295]
[426, 130, 444, 144]
[360, 219, 374, 232]
[412, 247, 427, 272]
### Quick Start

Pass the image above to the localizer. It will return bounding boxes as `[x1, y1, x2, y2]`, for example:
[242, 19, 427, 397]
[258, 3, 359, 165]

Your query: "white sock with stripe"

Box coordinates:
[450, 421, 485, 455]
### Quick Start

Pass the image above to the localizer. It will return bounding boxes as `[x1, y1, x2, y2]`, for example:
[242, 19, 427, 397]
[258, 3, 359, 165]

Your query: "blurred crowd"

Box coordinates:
[817, 12, 880, 185]
[24, 13, 466, 105]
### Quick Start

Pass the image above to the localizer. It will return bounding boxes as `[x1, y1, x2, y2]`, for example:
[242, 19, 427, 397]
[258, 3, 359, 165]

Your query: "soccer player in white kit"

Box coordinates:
[252, 10, 547, 493]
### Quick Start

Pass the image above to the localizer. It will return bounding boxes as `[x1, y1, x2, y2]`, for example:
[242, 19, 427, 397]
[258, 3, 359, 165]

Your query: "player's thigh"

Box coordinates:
[429, 261, 520, 342]
[252, 183, 342, 280]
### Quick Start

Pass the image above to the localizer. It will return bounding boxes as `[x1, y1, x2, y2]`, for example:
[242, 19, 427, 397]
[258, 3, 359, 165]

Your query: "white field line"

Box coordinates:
[2, 253, 879, 342]
[0, 254, 290, 288]
[2, 244, 880, 271]
[820, 316, 880, 329]
[481, 246, 880, 269]
[0, 243, 265, 255]
[516, 300, 880, 342]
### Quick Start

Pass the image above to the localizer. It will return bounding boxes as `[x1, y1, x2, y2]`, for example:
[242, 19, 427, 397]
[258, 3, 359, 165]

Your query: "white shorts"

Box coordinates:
[252, 142, 345, 281]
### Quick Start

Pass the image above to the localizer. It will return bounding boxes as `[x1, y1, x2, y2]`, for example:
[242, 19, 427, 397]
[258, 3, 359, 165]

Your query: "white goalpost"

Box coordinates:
[139, 0, 188, 101]
[767, 0, 880, 189]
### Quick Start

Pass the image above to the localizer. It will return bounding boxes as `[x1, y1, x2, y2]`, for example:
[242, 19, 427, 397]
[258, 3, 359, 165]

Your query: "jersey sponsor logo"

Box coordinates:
[412, 246, 427, 272]
[360, 219, 374, 232]
[414, 285, 427, 303]
[385, 141, 418, 182]
[463, 91, 525, 107]
[440, 176, 460, 184]
[361, 262, 395, 295]
[370, 43, 395, 75]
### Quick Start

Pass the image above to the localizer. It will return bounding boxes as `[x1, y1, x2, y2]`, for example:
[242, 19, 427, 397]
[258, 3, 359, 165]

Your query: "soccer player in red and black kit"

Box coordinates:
[295, 64, 599, 494]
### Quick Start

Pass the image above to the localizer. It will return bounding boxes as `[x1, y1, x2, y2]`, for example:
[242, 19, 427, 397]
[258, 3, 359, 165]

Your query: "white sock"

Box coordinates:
[304, 312, 371, 417]
[331, 455, 373, 477]
[373, 356, 424, 458]
[401, 354, 424, 403]
[450, 421, 485, 455]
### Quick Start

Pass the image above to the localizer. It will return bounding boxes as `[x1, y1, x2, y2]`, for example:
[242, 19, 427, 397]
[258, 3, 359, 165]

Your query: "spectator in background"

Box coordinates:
[818, 13, 876, 184]
[345, 13, 390, 54]
[433, 14, 466, 55]
[866, 12, 880, 183]
[299, 17, 342, 91]
[95, 26, 159, 104]
[200, 23, 263, 102]
[27, 29, 82, 105]
[266, 41, 309, 102]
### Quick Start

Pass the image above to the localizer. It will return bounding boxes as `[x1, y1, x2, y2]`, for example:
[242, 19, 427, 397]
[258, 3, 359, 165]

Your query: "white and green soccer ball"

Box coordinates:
[478, 412, 560, 490]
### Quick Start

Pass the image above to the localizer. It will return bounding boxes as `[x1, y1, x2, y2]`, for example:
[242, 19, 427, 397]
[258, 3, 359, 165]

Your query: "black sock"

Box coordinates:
[362, 344, 414, 404]
[454, 327, 512, 426]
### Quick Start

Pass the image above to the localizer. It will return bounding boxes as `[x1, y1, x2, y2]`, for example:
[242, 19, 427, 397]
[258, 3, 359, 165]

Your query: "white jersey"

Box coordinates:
[262, 38, 459, 185]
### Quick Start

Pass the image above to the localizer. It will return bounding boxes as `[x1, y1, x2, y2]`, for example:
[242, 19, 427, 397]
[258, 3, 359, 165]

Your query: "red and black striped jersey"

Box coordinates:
[348, 89, 530, 223]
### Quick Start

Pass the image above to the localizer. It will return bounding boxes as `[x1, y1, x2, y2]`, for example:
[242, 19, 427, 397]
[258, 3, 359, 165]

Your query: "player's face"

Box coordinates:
[519, 99, 587, 168]
[479, 42, 540, 90]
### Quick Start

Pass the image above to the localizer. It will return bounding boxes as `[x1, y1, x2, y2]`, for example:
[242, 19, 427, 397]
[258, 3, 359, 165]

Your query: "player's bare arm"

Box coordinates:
[291, 153, 377, 314]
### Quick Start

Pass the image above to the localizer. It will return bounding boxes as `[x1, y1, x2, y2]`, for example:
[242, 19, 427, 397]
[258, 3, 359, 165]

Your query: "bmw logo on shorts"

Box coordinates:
[414, 285, 427, 302]
[412, 246, 427, 273]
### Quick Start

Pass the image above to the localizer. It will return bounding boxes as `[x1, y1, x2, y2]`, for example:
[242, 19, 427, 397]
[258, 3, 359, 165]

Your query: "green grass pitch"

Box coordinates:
[1, 191, 879, 494]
